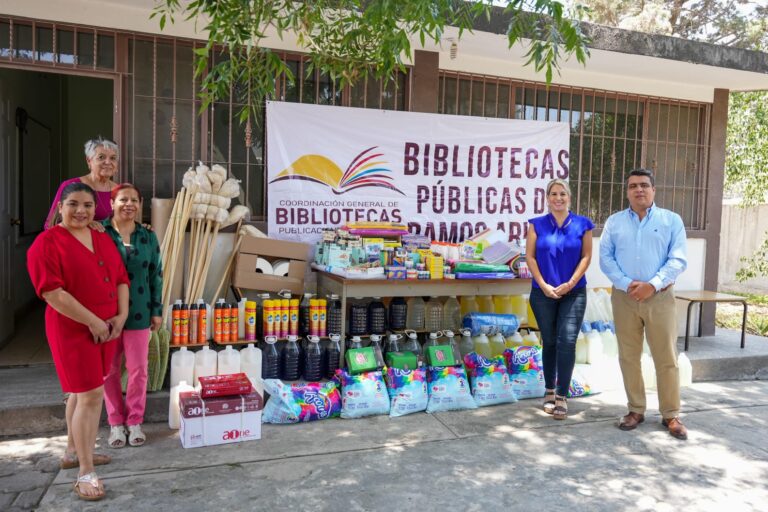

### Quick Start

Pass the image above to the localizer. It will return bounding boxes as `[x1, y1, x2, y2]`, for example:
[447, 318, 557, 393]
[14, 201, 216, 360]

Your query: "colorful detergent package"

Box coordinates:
[504, 346, 546, 399]
[261, 379, 341, 424]
[336, 369, 391, 418]
[385, 367, 429, 417]
[425, 365, 477, 413]
[463, 353, 517, 407]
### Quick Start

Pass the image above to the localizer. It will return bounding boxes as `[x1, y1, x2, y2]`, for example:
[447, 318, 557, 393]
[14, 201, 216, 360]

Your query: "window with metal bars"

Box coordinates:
[438, 71, 710, 229]
[126, 39, 409, 219]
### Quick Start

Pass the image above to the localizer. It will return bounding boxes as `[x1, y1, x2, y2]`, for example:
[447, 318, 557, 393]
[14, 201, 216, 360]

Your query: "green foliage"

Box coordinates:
[152, 0, 590, 122]
[725, 91, 768, 206]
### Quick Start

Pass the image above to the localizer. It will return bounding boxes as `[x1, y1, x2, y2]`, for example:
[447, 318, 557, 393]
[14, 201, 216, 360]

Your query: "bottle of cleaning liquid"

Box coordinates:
[303, 335, 324, 381]
[368, 297, 387, 335]
[460, 295, 479, 318]
[170, 346, 195, 387]
[401, 331, 420, 357]
[406, 296, 426, 331]
[255, 292, 271, 339]
[459, 328, 475, 357]
[505, 330, 524, 349]
[193, 345, 217, 386]
[281, 335, 301, 381]
[442, 296, 462, 333]
[575, 330, 588, 364]
[217, 345, 241, 375]
[325, 334, 342, 379]
[477, 295, 494, 314]
[383, 333, 401, 356]
[424, 331, 442, 351]
[299, 292, 313, 336]
[168, 380, 194, 429]
[240, 343, 262, 381]
[522, 331, 540, 346]
[489, 329, 506, 357]
[326, 294, 343, 335]
[348, 335, 363, 350]
[586, 328, 604, 365]
[443, 330, 460, 361]
[388, 296, 408, 331]
[368, 334, 385, 364]
[678, 352, 693, 387]
[424, 296, 444, 332]
[493, 295, 515, 315]
[473, 331, 491, 359]
[349, 298, 368, 336]
[600, 327, 618, 358]
[261, 335, 280, 380]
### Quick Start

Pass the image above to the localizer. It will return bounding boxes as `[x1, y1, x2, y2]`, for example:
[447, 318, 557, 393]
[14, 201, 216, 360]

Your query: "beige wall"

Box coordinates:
[719, 203, 768, 293]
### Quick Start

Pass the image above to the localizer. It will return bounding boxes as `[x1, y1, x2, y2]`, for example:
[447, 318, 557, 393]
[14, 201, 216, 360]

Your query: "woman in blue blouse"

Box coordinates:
[526, 179, 593, 420]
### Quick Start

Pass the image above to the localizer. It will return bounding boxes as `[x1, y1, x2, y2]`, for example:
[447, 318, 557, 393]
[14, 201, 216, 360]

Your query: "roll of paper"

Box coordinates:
[255, 258, 274, 274]
[272, 259, 290, 277]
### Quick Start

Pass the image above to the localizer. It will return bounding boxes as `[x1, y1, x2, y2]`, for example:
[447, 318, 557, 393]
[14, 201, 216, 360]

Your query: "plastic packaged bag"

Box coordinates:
[385, 366, 428, 417]
[463, 353, 517, 407]
[337, 369, 391, 419]
[262, 379, 341, 424]
[568, 364, 601, 398]
[425, 366, 477, 413]
[462, 312, 520, 336]
[504, 346, 546, 399]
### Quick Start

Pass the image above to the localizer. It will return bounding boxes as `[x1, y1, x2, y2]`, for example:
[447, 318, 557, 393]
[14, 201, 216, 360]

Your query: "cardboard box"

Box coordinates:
[179, 390, 264, 449]
[426, 345, 462, 367]
[233, 236, 311, 295]
[198, 373, 253, 398]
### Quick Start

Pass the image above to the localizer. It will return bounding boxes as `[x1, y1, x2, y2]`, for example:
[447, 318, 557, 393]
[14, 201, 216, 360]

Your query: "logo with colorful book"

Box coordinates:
[269, 146, 404, 195]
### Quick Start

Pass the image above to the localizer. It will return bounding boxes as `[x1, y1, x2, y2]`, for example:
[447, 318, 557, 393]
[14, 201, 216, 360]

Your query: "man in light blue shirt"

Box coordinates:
[600, 169, 689, 440]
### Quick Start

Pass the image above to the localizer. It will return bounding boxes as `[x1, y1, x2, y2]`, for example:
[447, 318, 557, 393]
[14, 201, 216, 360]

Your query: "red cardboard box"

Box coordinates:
[179, 390, 263, 449]
[198, 373, 253, 398]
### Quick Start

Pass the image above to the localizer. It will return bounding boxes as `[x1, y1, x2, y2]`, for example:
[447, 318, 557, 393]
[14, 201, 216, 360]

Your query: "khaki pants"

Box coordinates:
[611, 287, 680, 419]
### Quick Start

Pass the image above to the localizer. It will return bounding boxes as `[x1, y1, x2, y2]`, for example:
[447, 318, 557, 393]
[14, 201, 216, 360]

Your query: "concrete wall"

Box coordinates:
[719, 203, 768, 293]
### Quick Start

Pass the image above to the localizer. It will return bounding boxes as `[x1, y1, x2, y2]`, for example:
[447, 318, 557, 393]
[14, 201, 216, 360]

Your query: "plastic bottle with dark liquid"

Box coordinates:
[261, 335, 280, 380]
[303, 335, 324, 381]
[325, 334, 342, 379]
[281, 335, 301, 381]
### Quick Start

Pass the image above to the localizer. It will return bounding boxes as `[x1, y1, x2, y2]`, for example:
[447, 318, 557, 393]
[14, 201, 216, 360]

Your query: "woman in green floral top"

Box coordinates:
[101, 184, 162, 448]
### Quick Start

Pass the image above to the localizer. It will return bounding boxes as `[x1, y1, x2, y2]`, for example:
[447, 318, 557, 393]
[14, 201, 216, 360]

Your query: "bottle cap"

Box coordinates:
[265, 336, 277, 344]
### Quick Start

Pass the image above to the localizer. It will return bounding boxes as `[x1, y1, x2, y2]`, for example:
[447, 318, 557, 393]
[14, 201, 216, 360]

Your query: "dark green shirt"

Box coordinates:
[102, 220, 163, 330]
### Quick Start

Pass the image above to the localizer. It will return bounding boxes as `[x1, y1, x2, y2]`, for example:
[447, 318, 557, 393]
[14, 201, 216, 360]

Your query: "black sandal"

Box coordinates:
[553, 395, 567, 420]
[543, 389, 556, 414]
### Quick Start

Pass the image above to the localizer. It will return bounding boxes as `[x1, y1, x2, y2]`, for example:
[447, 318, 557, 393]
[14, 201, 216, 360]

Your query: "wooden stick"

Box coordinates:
[188, 219, 212, 302]
[191, 221, 221, 303]
[162, 185, 197, 325]
[160, 188, 184, 268]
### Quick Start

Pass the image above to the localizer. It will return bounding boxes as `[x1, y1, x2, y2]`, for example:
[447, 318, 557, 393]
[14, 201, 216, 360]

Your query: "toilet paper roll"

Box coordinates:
[255, 258, 274, 274]
[272, 259, 290, 277]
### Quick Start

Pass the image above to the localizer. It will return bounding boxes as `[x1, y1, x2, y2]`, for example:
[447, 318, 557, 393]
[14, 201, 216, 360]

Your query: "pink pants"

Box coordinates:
[103, 328, 150, 426]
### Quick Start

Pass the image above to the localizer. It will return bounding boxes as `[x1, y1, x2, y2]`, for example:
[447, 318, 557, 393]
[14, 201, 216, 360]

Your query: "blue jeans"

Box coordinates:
[529, 287, 587, 397]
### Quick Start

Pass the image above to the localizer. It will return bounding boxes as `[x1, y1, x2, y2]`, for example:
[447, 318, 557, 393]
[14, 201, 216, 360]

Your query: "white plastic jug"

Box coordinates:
[600, 329, 618, 358]
[217, 345, 241, 375]
[586, 329, 604, 364]
[240, 343, 262, 381]
[575, 331, 588, 364]
[193, 345, 217, 386]
[489, 331, 506, 357]
[473, 332, 491, 358]
[522, 331, 540, 346]
[505, 330, 524, 349]
[168, 380, 194, 429]
[641, 353, 656, 390]
[678, 352, 693, 387]
[170, 346, 195, 388]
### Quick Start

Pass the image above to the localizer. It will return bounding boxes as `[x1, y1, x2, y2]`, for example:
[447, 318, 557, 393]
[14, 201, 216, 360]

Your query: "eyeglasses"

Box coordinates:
[628, 183, 653, 190]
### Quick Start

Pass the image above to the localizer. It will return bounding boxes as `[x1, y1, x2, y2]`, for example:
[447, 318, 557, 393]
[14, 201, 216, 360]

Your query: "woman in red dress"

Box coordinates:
[27, 182, 129, 501]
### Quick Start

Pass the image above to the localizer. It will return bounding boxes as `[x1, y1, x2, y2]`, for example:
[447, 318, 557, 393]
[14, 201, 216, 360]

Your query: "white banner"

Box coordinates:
[267, 101, 569, 244]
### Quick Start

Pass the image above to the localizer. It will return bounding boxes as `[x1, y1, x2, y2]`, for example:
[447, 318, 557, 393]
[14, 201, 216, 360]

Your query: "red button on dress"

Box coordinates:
[27, 226, 130, 393]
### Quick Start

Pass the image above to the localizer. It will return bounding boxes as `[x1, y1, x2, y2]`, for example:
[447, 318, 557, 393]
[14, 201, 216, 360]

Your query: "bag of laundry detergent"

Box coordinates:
[504, 346, 546, 399]
[262, 379, 341, 424]
[463, 353, 517, 406]
[337, 369, 391, 419]
[385, 366, 428, 417]
[425, 365, 477, 413]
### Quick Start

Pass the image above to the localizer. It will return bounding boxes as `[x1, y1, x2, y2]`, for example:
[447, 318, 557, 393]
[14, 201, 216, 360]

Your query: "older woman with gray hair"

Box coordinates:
[45, 137, 120, 229]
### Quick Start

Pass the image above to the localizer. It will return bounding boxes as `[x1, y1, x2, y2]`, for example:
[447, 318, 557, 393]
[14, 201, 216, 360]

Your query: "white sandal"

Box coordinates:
[73, 472, 105, 501]
[108, 425, 127, 448]
[127, 424, 146, 447]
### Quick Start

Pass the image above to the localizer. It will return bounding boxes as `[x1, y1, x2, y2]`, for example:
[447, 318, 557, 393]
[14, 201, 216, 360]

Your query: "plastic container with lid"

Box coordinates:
[442, 296, 462, 333]
[406, 296, 425, 331]
[424, 296, 443, 333]
[349, 298, 369, 336]
[368, 297, 387, 335]
[388, 297, 408, 331]
[326, 294, 343, 335]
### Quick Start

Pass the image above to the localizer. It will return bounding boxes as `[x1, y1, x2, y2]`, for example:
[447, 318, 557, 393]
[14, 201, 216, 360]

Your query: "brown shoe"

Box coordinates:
[618, 412, 645, 431]
[662, 417, 688, 440]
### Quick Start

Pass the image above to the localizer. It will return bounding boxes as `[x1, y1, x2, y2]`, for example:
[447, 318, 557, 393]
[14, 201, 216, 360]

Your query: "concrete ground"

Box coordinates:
[2, 380, 767, 512]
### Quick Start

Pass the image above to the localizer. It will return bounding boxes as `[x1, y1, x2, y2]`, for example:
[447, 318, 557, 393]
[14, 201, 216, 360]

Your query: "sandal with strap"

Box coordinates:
[60, 451, 112, 470]
[542, 389, 556, 414]
[108, 425, 127, 449]
[73, 472, 105, 501]
[553, 395, 568, 420]
[128, 424, 146, 447]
